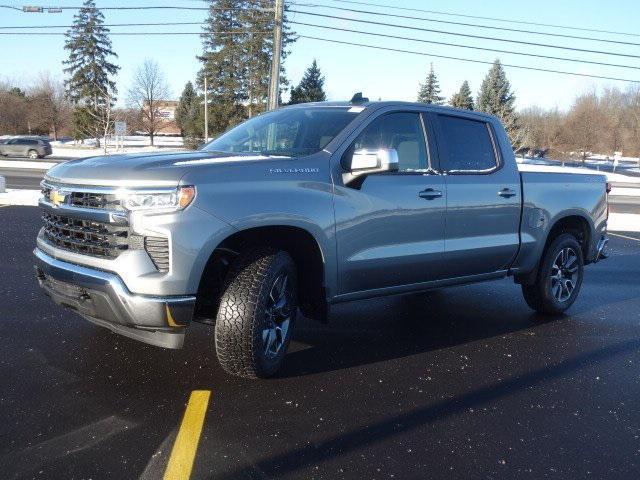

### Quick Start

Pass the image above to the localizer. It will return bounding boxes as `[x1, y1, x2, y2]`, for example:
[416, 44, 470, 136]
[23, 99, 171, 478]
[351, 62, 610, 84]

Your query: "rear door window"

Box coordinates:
[436, 115, 498, 173]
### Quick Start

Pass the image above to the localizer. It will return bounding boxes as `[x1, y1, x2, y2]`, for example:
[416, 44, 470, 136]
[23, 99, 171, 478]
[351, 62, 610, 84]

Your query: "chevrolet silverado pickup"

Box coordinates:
[34, 100, 609, 378]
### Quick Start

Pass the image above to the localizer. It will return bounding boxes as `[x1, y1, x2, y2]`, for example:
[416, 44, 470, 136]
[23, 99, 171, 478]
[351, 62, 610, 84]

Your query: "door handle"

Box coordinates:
[498, 188, 517, 198]
[419, 188, 443, 200]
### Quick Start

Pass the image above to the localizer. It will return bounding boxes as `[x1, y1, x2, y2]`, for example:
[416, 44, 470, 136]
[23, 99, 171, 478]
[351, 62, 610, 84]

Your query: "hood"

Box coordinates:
[45, 150, 281, 187]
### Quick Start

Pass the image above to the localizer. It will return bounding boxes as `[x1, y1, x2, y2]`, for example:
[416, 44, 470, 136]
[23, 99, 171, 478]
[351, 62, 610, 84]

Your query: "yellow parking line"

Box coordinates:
[610, 232, 640, 242]
[164, 390, 211, 480]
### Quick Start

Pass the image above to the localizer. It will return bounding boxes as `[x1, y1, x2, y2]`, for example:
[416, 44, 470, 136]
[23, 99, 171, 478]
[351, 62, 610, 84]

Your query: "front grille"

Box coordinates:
[42, 212, 129, 258]
[41, 185, 124, 211]
[69, 191, 124, 211]
[145, 236, 170, 273]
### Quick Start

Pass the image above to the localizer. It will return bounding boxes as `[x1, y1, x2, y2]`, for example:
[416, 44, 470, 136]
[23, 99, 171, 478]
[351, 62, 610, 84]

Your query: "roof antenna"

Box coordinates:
[350, 92, 369, 104]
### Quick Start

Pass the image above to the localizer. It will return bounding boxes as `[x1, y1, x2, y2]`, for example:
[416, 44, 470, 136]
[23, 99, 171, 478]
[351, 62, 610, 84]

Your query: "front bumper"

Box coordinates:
[34, 248, 195, 349]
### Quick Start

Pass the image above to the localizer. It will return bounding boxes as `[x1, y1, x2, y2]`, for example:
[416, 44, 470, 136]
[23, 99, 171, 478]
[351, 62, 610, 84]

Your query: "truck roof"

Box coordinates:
[282, 100, 497, 121]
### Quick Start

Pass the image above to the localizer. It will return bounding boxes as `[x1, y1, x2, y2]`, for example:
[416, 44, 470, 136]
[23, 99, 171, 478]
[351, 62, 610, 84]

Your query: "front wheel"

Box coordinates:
[215, 248, 297, 378]
[522, 233, 584, 315]
[27, 149, 39, 159]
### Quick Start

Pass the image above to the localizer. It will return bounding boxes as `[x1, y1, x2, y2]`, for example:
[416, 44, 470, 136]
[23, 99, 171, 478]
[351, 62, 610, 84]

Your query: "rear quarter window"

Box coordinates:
[437, 115, 498, 172]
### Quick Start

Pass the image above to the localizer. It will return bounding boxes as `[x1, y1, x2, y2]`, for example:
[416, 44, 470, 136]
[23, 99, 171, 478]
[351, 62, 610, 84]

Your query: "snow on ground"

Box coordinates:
[51, 145, 186, 158]
[45, 136, 186, 158]
[518, 163, 640, 184]
[608, 214, 640, 233]
[0, 189, 41, 206]
[0, 160, 56, 170]
[587, 154, 640, 164]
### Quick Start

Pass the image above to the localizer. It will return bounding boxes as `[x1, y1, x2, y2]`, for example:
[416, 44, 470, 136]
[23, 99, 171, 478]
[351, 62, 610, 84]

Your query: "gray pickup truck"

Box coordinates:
[34, 100, 609, 378]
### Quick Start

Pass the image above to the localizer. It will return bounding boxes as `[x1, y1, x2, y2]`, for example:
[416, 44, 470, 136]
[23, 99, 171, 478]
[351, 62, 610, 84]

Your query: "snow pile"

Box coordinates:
[0, 189, 41, 206]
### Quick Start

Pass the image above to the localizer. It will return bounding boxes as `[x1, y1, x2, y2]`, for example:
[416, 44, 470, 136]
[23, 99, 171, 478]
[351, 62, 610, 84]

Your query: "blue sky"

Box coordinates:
[1, 0, 638, 110]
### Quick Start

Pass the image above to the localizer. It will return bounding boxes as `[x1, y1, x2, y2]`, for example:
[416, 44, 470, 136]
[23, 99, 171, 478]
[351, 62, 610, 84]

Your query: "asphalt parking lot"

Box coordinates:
[1, 206, 640, 479]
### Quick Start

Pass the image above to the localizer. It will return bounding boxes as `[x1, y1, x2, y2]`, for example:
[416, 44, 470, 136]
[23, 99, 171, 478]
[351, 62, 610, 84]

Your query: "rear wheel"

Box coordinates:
[522, 233, 584, 315]
[215, 248, 297, 378]
[27, 149, 38, 159]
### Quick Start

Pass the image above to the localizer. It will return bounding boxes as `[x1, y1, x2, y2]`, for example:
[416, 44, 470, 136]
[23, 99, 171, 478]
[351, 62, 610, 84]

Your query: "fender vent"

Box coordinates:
[145, 236, 169, 273]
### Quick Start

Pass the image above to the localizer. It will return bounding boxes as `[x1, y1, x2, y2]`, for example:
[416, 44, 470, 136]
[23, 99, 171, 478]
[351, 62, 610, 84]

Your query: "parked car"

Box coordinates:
[34, 99, 609, 378]
[0, 137, 52, 158]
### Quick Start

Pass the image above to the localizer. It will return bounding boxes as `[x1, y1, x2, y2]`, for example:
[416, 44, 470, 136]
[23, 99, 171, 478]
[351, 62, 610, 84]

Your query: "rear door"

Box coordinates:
[432, 113, 521, 277]
[334, 110, 447, 295]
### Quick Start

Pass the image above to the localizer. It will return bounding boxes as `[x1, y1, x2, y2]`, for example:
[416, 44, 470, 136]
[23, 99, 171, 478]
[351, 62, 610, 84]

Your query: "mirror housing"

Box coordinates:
[344, 148, 399, 185]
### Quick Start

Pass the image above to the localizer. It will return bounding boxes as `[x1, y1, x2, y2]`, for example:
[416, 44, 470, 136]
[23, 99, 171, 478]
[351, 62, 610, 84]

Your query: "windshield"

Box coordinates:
[203, 107, 359, 157]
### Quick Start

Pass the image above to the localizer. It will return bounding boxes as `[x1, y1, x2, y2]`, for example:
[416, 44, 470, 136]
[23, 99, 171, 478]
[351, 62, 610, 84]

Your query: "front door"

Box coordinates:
[333, 111, 446, 295]
[432, 113, 521, 278]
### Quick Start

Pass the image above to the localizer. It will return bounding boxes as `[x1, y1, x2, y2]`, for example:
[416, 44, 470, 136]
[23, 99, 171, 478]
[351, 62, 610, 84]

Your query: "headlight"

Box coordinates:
[119, 186, 196, 211]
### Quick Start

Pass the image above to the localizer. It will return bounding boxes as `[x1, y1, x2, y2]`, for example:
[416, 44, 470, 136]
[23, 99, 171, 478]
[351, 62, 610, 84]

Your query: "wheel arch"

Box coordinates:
[516, 212, 594, 285]
[193, 224, 329, 324]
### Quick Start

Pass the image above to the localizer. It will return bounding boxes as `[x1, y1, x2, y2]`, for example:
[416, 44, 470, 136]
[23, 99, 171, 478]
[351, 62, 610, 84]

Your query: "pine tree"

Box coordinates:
[289, 60, 326, 104]
[63, 0, 119, 144]
[176, 81, 198, 137]
[199, 0, 246, 135]
[417, 63, 444, 105]
[198, 0, 296, 133]
[476, 59, 521, 146]
[176, 82, 204, 149]
[449, 80, 474, 110]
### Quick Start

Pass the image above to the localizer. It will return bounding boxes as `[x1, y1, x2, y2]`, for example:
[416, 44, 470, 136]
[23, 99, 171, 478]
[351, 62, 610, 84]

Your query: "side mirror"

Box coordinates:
[345, 148, 399, 182]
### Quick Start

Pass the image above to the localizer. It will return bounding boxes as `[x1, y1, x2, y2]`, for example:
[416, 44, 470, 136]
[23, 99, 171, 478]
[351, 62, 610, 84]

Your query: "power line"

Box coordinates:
[297, 35, 639, 83]
[294, 0, 640, 38]
[289, 21, 640, 71]
[0, 22, 270, 30]
[289, 9, 640, 60]
[0, 31, 264, 35]
[0, 5, 249, 11]
[290, 2, 640, 47]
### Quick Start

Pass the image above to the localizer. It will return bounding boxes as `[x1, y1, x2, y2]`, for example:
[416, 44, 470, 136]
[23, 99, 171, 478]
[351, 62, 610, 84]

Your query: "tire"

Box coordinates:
[215, 248, 297, 378]
[522, 233, 584, 315]
[27, 149, 38, 159]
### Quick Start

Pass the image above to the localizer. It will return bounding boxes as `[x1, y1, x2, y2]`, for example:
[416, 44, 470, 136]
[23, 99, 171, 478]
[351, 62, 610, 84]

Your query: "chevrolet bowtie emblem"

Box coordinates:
[49, 190, 67, 206]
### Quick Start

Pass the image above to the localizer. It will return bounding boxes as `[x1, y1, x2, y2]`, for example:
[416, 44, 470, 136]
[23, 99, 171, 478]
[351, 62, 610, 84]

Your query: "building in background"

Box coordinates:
[142, 100, 180, 135]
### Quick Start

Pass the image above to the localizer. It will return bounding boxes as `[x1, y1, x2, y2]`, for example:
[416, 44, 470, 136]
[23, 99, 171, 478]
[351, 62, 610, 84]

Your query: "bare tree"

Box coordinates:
[565, 93, 601, 162]
[127, 59, 170, 146]
[0, 82, 29, 134]
[72, 81, 119, 154]
[29, 73, 72, 140]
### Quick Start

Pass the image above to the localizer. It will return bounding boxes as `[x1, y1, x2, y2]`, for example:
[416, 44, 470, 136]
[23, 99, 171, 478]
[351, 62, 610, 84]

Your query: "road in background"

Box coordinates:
[0, 168, 46, 189]
[1, 206, 640, 479]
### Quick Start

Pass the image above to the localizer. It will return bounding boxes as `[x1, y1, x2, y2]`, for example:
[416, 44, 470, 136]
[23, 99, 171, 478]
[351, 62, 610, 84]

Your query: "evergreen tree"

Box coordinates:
[63, 0, 119, 144]
[289, 59, 326, 104]
[476, 59, 521, 145]
[176, 82, 204, 149]
[198, 0, 296, 134]
[176, 81, 198, 137]
[417, 63, 444, 105]
[199, 0, 246, 135]
[449, 80, 474, 110]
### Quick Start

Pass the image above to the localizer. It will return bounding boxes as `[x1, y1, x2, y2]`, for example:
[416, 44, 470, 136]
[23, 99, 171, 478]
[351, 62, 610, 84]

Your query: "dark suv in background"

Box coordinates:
[0, 137, 52, 159]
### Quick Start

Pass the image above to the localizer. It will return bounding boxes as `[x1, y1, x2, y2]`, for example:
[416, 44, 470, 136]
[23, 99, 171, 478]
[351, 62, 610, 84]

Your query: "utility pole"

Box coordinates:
[203, 76, 209, 143]
[267, 0, 284, 111]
